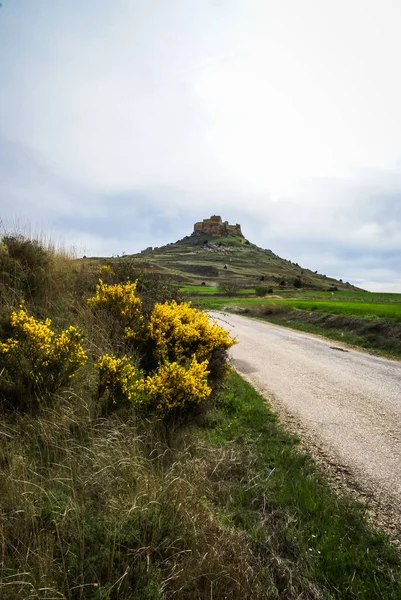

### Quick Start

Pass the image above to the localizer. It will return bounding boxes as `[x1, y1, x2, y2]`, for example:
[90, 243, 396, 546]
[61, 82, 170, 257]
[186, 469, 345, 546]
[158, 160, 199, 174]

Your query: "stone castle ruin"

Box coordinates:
[193, 215, 242, 237]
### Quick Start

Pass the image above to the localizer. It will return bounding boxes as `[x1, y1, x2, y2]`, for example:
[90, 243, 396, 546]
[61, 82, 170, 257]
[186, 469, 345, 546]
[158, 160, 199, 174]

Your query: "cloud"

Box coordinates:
[1, 0, 401, 290]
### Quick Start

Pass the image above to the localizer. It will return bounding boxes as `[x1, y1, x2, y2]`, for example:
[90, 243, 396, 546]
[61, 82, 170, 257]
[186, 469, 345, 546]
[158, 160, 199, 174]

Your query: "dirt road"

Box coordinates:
[210, 311, 401, 537]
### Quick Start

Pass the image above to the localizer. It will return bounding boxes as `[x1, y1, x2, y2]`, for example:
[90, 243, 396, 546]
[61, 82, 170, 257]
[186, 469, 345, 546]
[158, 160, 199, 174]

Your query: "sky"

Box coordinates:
[1, 0, 401, 291]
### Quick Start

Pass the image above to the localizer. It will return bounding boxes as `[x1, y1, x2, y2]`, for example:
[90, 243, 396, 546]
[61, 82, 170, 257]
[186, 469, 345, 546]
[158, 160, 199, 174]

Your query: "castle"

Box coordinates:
[193, 215, 242, 237]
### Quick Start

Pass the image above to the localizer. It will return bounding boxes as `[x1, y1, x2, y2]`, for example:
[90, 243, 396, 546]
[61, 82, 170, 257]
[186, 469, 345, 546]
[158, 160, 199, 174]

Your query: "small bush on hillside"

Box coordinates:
[95, 353, 144, 412]
[0, 304, 87, 410]
[0, 235, 50, 303]
[135, 272, 181, 315]
[218, 278, 241, 297]
[86, 279, 145, 355]
[255, 285, 270, 296]
[0, 234, 77, 319]
[88, 279, 142, 319]
[3, 234, 49, 274]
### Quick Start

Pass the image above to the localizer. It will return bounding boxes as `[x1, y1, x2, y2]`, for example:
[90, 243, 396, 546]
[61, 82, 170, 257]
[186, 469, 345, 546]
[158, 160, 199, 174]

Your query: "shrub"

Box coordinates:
[136, 272, 181, 316]
[95, 354, 212, 415]
[218, 278, 241, 297]
[87, 279, 142, 320]
[87, 279, 144, 351]
[95, 353, 144, 410]
[3, 234, 49, 273]
[0, 234, 50, 303]
[145, 301, 234, 414]
[97, 264, 114, 276]
[255, 285, 270, 296]
[92, 299, 235, 416]
[0, 234, 77, 316]
[148, 300, 234, 364]
[107, 259, 180, 315]
[142, 357, 211, 413]
[87, 279, 235, 416]
[0, 304, 87, 409]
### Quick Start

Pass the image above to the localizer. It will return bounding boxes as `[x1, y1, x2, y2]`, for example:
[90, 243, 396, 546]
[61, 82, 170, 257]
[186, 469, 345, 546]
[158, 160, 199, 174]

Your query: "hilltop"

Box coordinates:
[127, 215, 360, 291]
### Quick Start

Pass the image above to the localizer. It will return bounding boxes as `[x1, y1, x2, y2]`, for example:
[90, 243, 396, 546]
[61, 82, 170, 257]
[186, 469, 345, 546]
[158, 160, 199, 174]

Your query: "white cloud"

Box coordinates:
[1, 0, 401, 289]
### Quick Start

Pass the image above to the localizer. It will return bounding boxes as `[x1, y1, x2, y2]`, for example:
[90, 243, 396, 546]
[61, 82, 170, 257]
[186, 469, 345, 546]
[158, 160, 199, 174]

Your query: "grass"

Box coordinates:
[181, 284, 401, 304]
[1, 234, 401, 598]
[179, 284, 252, 295]
[197, 372, 401, 599]
[279, 290, 401, 301]
[179, 284, 219, 294]
[2, 372, 401, 599]
[285, 299, 401, 322]
[196, 292, 401, 358]
[127, 230, 361, 291]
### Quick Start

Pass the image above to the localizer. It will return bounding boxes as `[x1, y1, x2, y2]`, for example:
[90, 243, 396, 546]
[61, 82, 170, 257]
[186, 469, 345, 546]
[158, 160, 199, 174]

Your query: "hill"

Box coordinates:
[126, 215, 361, 291]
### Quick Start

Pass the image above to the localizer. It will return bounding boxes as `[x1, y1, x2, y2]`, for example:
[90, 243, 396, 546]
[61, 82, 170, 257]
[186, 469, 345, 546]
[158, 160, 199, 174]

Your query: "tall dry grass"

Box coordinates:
[0, 232, 266, 599]
[0, 394, 274, 599]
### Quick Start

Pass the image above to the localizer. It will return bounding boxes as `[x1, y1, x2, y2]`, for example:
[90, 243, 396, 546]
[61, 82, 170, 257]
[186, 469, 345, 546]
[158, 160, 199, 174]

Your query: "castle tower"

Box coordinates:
[193, 216, 242, 237]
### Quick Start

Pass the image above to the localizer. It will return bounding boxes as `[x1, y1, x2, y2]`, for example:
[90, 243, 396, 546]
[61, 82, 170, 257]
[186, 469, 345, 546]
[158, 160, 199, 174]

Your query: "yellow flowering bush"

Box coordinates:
[51, 325, 88, 370]
[148, 300, 235, 363]
[142, 358, 211, 412]
[0, 305, 87, 405]
[87, 279, 143, 342]
[95, 354, 143, 404]
[97, 264, 114, 275]
[95, 353, 211, 414]
[88, 279, 142, 318]
[90, 293, 235, 416]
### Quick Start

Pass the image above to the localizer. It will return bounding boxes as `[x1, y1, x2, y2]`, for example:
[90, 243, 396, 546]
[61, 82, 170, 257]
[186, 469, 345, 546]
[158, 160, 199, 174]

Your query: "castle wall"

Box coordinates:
[193, 216, 242, 236]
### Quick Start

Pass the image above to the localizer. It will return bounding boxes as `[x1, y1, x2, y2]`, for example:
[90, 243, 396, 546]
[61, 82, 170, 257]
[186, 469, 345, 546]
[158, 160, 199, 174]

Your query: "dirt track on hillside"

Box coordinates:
[210, 311, 401, 543]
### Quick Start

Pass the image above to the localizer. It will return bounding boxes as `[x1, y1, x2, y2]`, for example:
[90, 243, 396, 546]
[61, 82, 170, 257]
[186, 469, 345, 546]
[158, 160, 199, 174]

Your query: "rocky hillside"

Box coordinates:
[127, 217, 360, 291]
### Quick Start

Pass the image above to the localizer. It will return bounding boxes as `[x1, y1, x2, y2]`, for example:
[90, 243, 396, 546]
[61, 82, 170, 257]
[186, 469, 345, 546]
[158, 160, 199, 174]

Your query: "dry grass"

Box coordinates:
[0, 398, 273, 599]
[1, 233, 400, 599]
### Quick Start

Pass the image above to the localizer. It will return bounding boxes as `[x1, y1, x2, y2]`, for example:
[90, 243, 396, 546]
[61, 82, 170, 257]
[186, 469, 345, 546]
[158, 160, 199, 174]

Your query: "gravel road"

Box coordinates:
[210, 311, 401, 537]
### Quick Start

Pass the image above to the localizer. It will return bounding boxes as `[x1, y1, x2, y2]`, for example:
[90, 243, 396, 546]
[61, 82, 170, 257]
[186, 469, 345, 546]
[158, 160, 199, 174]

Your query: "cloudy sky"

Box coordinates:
[1, 0, 401, 291]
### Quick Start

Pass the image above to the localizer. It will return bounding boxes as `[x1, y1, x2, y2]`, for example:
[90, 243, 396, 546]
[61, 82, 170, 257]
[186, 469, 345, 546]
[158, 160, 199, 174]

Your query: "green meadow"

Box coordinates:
[183, 286, 401, 357]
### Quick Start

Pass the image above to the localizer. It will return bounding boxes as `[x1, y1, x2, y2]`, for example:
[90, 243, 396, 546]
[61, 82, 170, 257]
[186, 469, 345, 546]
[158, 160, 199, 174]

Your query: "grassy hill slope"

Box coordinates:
[126, 232, 361, 291]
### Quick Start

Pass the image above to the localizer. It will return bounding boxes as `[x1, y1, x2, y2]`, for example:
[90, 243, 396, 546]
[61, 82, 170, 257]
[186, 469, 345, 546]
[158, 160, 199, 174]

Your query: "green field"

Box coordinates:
[181, 285, 401, 302]
[196, 294, 401, 317]
[187, 288, 401, 357]
[180, 284, 224, 294]
[282, 299, 401, 321]
[180, 284, 252, 295]
[278, 290, 401, 301]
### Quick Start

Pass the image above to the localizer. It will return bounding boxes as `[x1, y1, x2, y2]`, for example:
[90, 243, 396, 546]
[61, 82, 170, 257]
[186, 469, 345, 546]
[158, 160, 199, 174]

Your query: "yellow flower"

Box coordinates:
[148, 300, 235, 363]
[53, 326, 87, 370]
[9, 308, 54, 352]
[95, 354, 143, 403]
[0, 338, 19, 354]
[87, 279, 142, 320]
[98, 264, 114, 275]
[141, 357, 211, 412]
[1, 306, 87, 391]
